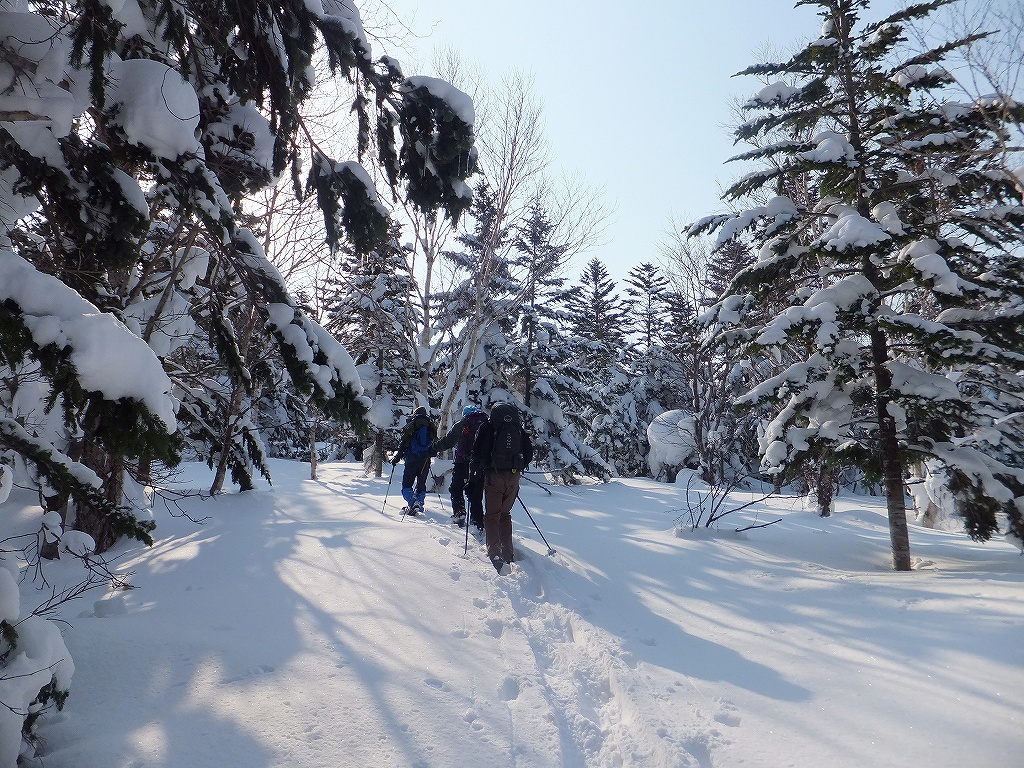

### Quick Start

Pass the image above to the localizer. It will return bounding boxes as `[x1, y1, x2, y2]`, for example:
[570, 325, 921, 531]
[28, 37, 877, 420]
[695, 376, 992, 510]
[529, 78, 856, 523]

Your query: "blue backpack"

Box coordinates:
[404, 414, 434, 457]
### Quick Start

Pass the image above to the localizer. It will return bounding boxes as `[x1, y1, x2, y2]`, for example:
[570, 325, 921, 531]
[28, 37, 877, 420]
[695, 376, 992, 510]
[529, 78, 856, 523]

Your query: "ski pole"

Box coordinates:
[380, 461, 397, 515]
[517, 496, 556, 556]
[521, 472, 553, 495]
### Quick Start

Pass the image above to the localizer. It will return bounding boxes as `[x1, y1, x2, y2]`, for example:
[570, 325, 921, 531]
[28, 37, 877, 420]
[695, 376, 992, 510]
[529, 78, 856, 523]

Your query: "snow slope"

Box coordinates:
[18, 459, 1024, 768]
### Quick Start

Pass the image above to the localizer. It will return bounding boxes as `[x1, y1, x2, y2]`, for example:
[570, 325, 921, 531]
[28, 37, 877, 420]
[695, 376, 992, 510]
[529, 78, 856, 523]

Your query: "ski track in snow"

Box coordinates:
[418, 513, 721, 768]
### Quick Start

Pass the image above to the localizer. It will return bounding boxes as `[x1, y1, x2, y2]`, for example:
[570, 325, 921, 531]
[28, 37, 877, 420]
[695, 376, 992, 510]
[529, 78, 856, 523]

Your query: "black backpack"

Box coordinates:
[488, 403, 525, 471]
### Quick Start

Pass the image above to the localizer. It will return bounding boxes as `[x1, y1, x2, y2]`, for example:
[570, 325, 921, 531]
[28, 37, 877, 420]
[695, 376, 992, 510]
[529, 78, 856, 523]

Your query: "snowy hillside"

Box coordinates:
[16, 460, 1024, 768]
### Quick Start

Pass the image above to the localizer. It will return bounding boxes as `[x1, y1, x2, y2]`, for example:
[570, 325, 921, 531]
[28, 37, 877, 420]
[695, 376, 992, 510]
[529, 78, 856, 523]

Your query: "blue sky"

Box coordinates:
[376, 1, 868, 283]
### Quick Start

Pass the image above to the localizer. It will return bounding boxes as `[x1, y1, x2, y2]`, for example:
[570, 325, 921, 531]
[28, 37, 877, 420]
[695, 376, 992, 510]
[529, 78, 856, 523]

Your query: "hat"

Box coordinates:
[462, 405, 480, 417]
[414, 406, 427, 416]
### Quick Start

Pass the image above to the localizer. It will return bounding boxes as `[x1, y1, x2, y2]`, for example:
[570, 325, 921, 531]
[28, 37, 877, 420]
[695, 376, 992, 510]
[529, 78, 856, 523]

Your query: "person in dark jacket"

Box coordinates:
[432, 405, 488, 530]
[392, 406, 436, 515]
[470, 403, 534, 571]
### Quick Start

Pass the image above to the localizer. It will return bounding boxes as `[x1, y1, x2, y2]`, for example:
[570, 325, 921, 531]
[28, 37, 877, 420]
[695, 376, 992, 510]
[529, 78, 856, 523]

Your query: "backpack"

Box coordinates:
[455, 411, 488, 463]
[488, 403, 526, 471]
[403, 414, 433, 457]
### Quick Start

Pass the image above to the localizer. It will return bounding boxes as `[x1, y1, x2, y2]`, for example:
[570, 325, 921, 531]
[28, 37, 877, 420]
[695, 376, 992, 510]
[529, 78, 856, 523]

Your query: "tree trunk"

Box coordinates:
[309, 419, 318, 481]
[75, 440, 121, 554]
[870, 330, 912, 570]
[841, 6, 912, 572]
[210, 381, 243, 495]
[816, 463, 833, 518]
[373, 430, 384, 478]
[211, 305, 257, 495]
[881, 423, 912, 570]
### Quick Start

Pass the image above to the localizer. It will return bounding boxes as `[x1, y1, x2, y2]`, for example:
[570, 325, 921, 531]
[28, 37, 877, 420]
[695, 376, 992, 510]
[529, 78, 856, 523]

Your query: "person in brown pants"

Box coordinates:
[470, 403, 534, 571]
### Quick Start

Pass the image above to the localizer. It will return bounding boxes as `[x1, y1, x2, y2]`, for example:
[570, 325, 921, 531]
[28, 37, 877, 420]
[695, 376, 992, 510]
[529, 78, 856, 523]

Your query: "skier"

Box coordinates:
[470, 402, 533, 572]
[431, 405, 488, 531]
[392, 406, 436, 516]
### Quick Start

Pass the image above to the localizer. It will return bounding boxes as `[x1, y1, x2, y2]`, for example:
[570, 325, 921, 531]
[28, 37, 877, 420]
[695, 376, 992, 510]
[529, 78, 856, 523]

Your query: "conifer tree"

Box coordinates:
[563, 258, 630, 371]
[325, 224, 422, 475]
[624, 262, 672, 350]
[506, 199, 613, 482]
[691, 0, 1024, 568]
[1, 1, 476, 550]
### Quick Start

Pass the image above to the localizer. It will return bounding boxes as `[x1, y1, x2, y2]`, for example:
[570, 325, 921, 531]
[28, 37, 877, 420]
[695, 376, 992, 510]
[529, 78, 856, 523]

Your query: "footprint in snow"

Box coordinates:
[499, 676, 520, 701]
[714, 699, 741, 727]
[424, 677, 449, 691]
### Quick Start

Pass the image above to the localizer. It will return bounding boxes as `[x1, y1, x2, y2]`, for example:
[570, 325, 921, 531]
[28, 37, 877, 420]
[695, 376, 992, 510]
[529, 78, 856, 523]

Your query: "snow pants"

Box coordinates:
[483, 470, 520, 562]
[401, 453, 430, 508]
[450, 461, 484, 527]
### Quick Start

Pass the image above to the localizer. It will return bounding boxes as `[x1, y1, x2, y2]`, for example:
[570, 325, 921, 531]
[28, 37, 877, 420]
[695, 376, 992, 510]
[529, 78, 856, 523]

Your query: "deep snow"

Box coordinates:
[14, 459, 1024, 768]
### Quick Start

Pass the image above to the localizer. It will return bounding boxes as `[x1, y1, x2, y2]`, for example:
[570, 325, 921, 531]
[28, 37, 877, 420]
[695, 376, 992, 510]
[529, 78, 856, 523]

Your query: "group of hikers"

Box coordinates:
[391, 402, 534, 573]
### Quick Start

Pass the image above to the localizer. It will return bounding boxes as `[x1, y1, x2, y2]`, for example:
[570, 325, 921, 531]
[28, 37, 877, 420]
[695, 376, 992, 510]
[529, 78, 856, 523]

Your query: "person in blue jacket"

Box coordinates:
[392, 406, 436, 515]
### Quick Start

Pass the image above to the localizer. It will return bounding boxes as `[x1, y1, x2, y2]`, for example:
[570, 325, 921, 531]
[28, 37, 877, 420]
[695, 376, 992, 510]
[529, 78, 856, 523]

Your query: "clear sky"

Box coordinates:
[374, 1, 893, 283]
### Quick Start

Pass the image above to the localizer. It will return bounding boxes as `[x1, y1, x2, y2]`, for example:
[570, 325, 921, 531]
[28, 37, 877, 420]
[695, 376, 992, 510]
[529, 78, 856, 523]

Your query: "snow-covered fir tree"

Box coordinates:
[0, 0, 476, 754]
[563, 257, 631, 371]
[325, 224, 422, 475]
[1, 0, 476, 536]
[505, 198, 613, 482]
[624, 261, 671, 350]
[691, 0, 1024, 569]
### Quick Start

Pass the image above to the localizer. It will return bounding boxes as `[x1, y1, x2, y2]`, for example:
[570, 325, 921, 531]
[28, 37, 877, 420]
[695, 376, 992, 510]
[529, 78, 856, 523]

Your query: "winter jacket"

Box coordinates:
[396, 413, 436, 461]
[433, 411, 488, 464]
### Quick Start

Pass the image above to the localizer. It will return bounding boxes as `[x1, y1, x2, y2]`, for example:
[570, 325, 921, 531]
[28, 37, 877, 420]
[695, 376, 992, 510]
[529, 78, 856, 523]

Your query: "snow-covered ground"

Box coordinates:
[16, 459, 1024, 768]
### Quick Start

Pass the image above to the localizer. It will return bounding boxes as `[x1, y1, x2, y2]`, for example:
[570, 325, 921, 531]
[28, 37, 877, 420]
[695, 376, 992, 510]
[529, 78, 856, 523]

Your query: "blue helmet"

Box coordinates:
[462, 405, 481, 417]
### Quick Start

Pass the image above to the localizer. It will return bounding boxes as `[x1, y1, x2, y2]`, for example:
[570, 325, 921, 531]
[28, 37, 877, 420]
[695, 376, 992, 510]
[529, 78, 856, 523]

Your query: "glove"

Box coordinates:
[391, 452, 404, 464]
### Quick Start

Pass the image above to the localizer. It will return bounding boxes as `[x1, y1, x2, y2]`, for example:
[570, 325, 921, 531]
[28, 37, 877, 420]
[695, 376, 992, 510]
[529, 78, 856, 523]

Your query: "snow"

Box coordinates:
[0, 250, 178, 432]
[714, 196, 798, 247]
[645, 410, 697, 478]
[817, 211, 890, 252]
[745, 81, 801, 107]
[335, 160, 390, 218]
[0, 465, 10, 505]
[0, 11, 81, 135]
[105, 57, 202, 160]
[314, 0, 371, 61]
[12, 458, 1022, 768]
[797, 130, 856, 164]
[403, 75, 476, 125]
[870, 201, 905, 235]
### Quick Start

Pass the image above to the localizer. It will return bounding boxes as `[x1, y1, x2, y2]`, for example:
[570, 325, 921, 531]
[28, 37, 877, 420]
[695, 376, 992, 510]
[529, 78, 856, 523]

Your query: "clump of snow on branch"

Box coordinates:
[712, 196, 799, 247]
[403, 76, 476, 125]
[798, 130, 856, 165]
[745, 81, 801, 108]
[646, 410, 698, 479]
[106, 57, 201, 160]
[0, 12, 83, 135]
[316, 0, 371, 60]
[816, 209, 890, 251]
[0, 251, 178, 432]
